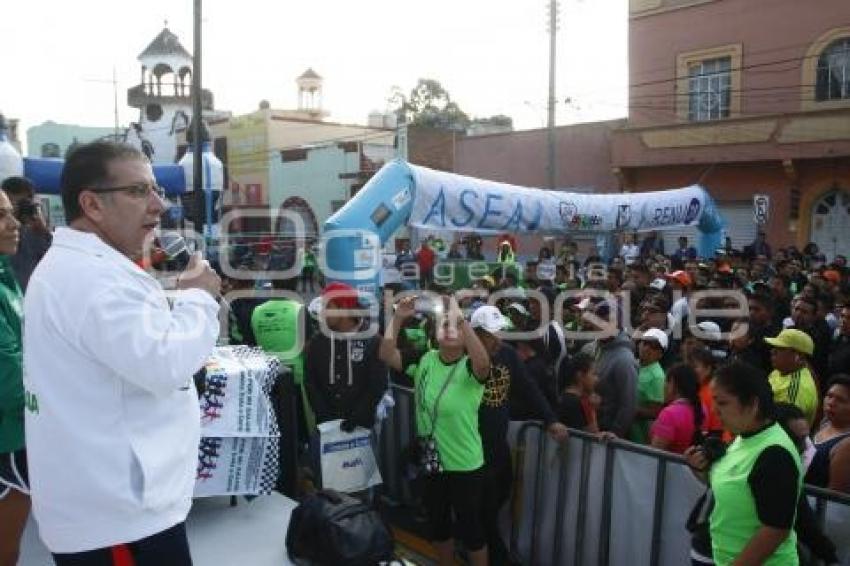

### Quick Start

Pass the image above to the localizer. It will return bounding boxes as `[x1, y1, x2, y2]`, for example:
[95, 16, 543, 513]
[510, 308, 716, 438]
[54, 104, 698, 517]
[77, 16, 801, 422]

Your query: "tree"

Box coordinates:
[390, 78, 471, 132]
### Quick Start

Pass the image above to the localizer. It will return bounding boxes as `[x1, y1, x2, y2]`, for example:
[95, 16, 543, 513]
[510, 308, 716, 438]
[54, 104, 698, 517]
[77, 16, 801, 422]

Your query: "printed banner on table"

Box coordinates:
[199, 351, 274, 437]
[194, 436, 279, 497]
[408, 164, 716, 235]
[318, 420, 382, 493]
[194, 346, 282, 497]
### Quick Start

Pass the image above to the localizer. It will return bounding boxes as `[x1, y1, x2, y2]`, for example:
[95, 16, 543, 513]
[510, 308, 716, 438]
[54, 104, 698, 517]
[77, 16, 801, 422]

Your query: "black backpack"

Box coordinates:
[286, 490, 395, 565]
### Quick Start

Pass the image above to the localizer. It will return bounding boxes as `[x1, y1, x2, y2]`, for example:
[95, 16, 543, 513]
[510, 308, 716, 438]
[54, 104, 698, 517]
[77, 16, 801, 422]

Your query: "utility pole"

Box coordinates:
[547, 0, 559, 190]
[192, 0, 204, 242]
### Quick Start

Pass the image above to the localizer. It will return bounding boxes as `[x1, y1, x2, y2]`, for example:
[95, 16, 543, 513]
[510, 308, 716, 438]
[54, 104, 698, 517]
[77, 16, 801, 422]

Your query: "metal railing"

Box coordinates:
[374, 385, 850, 566]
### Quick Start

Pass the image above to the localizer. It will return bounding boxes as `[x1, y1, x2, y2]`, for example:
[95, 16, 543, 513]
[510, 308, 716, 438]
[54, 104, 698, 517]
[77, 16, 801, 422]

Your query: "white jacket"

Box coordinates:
[24, 228, 220, 553]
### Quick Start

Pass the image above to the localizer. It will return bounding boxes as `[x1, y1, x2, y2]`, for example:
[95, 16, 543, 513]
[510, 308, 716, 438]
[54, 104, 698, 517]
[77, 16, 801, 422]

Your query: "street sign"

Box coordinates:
[753, 194, 770, 225]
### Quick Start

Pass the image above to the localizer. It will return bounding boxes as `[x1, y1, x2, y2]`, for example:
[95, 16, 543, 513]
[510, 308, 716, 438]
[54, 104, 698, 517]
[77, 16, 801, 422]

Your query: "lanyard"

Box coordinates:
[417, 359, 462, 436]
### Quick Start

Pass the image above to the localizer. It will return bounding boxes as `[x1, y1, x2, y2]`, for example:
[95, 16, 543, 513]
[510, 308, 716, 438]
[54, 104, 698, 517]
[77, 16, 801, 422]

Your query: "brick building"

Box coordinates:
[612, 0, 850, 257]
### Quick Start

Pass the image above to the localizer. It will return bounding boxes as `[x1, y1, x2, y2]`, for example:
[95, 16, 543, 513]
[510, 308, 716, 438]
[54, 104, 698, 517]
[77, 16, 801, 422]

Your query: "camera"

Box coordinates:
[16, 198, 39, 221]
[700, 434, 727, 464]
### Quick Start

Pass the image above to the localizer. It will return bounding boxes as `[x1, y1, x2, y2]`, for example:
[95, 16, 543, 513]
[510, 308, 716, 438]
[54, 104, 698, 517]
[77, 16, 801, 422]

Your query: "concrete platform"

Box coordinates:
[18, 494, 298, 566]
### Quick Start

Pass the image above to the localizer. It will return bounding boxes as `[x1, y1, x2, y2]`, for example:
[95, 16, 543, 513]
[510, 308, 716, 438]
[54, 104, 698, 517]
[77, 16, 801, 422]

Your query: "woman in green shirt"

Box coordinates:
[685, 361, 802, 566]
[380, 295, 490, 566]
[0, 189, 27, 566]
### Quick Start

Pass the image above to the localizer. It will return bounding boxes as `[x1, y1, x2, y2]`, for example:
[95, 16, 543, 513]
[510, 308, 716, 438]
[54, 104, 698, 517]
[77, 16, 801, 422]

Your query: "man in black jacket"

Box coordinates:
[744, 292, 781, 371]
[790, 295, 831, 383]
[470, 305, 567, 566]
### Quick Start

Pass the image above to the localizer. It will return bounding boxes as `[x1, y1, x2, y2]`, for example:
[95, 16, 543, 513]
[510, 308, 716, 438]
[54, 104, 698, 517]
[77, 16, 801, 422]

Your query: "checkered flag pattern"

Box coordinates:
[195, 346, 282, 496]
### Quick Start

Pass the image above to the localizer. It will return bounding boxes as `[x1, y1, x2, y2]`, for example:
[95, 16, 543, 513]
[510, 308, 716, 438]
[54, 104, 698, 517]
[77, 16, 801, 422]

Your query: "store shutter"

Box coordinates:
[659, 202, 756, 257]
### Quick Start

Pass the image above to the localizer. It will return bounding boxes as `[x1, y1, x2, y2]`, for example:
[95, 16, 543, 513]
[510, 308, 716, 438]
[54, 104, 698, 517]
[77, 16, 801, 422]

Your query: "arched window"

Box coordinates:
[816, 37, 850, 101]
[152, 63, 176, 97]
[178, 67, 192, 97]
[277, 197, 319, 239]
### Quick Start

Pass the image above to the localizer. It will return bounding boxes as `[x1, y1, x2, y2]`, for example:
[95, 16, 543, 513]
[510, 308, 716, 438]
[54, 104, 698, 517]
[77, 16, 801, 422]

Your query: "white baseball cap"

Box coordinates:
[638, 327, 669, 351]
[695, 321, 722, 343]
[470, 305, 509, 334]
[650, 278, 667, 292]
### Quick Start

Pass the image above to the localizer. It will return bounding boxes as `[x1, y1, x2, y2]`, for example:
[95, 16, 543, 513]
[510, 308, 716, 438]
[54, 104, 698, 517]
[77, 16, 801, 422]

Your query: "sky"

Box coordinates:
[1, 0, 627, 147]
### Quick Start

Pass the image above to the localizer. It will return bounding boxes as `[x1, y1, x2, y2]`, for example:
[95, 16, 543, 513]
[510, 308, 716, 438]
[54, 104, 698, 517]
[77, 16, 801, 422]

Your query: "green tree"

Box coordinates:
[391, 78, 471, 132]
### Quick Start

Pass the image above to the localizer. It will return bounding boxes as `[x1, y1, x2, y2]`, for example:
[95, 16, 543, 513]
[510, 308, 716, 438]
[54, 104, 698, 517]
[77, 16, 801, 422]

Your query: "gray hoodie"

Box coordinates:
[585, 331, 638, 437]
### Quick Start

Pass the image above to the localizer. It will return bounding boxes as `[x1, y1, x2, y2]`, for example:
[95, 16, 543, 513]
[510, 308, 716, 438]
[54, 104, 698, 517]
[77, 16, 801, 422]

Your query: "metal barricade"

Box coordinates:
[374, 387, 850, 565]
[378, 384, 418, 506]
[505, 422, 850, 566]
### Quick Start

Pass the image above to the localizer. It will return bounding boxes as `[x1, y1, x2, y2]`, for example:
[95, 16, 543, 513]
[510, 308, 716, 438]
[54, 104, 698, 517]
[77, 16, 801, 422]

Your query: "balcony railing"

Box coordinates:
[127, 83, 213, 110]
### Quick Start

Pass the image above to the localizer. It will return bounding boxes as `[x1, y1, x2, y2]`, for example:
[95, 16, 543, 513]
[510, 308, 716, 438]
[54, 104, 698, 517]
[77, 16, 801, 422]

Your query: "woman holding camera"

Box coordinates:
[380, 295, 490, 566]
[685, 361, 802, 566]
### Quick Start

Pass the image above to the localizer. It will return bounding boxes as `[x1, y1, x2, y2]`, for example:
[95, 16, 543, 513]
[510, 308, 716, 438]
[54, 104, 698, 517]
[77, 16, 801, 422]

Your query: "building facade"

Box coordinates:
[26, 121, 115, 158]
[613, 0, 850, 257]
[177, 71, 396, 234]
[454, 120, 624, 190]
[447, 120, 624, 257]
[127, 27, 225, 163]
[270, 140, 395, 238]
[3, 116, 22, 154]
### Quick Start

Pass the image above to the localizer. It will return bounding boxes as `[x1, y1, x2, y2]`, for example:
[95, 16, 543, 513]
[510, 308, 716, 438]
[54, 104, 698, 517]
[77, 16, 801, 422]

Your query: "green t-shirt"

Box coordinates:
[251, 299, 304, 384]
[407, 350, 485, 472]
[0, 257, 24, 453]
[629, 361, 665, 444]
[768, 367, 819, 427]
[709, 423, 801, 566]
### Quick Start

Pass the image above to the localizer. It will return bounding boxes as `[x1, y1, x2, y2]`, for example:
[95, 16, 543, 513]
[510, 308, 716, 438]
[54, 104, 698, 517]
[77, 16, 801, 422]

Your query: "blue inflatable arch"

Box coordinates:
[323, 159, 725, 293]
[23, 157, 188, 197]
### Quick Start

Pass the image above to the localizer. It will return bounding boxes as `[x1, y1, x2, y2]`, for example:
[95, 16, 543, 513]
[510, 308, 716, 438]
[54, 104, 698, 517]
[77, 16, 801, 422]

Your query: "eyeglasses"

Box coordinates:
[90, 183, 166, 200]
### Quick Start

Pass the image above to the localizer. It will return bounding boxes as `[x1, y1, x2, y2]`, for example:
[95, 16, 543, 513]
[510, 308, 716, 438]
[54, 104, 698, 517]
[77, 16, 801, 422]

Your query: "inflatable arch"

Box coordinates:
[2, 143, 221, 235]
[323, 159, 725, 293]
[21, 157, 189, 197]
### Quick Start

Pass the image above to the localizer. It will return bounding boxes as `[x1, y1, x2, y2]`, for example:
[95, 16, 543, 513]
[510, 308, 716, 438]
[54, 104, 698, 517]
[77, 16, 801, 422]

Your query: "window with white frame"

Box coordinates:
[688, 56, 732, 121]
[816, 37, 850, 102]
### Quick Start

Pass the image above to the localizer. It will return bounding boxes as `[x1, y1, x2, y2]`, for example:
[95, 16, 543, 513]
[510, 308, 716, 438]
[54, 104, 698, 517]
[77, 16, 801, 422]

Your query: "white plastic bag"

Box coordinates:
[318, 420, 383, 493]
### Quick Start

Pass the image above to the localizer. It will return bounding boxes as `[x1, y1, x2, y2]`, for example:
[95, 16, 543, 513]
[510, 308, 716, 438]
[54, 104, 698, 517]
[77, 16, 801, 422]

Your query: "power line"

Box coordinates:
[218, 129, 397, 168]
[623, 0, 840, 79]
[629, 51, 836, 93]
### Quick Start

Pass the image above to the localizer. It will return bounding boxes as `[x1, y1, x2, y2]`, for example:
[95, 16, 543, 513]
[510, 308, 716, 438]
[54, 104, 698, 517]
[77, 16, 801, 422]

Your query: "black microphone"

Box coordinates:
[159, 232, 229, 309]
[158, 232, 192, 270]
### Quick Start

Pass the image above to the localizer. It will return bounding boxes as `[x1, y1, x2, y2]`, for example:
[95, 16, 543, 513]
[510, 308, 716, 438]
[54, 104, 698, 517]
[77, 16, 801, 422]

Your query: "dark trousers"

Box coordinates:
[423, 468, 486, 551]
[52, 522, 192, 566]
[301, 268, 314, 293]
[482, 454, 514, 566]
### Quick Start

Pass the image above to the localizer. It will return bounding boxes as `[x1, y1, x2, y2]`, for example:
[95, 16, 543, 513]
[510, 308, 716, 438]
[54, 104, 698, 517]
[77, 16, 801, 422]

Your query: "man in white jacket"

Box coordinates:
[23, 141, 221, 565]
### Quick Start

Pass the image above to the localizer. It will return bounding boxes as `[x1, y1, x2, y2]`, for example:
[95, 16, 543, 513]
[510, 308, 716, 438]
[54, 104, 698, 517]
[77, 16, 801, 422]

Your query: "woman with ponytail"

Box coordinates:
[651, 364, 704, 454]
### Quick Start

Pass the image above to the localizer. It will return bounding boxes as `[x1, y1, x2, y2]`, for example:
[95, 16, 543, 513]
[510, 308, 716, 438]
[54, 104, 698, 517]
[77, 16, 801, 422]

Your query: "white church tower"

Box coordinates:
[127, 25, 214, 163]
[296, 68, 329, 120]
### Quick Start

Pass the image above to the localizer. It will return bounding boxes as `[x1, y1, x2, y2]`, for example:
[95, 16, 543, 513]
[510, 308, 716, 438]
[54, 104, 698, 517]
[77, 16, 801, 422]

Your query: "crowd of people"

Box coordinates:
[1, 140, 849, 565]
[239, 230, 850, 565]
